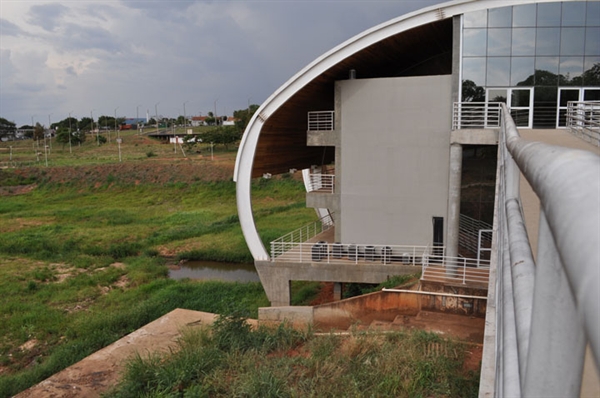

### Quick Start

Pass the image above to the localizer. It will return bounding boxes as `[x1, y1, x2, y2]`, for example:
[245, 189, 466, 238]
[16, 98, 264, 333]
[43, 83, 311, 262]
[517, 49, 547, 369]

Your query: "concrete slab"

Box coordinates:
[15, 309, 254, 398]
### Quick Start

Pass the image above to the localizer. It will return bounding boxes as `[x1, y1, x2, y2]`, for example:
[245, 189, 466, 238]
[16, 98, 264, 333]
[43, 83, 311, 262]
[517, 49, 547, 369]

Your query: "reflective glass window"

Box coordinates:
[511, 89, 531, 107]
[513, 4, 537, 27]
[585, 28, 600, 56]
[535, 57, 560, 85]
[488, 28, 511, 56]
[511, 57, 535, 86]
[462, 57, 486, 87]
[584, 89, 600, 101]
[537, 3, 561, 27]
[561, 2, 586, 26]
[559, 89, 579, 106]
[586, 2, 600, 26]
[464, 10, 488, 28]
[461, 80, 486, 102]
[512, 28, 536, 56]
[488, 88, 508, 103]
[487, 57, 511, 86]
[561, 28, 585, 56]
[536, 28, 560, 55]
[559, 57, 584, 85]
[489, 7, 512, 28]
[463, 29, 487, 56]
[583, 57, 600, 86]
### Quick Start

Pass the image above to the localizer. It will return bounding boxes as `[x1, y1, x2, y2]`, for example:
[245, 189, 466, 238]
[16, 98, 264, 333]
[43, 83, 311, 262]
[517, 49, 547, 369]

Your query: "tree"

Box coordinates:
[233, 104, 259, 132]
[200, 126, 242, 150]
[33, 122, 45, 140]
[0, 117, 16, 139]
[461, 80, 485, 102]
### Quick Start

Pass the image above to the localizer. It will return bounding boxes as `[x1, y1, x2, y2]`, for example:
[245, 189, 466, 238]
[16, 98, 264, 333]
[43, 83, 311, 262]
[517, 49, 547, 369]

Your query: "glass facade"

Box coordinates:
[461, 1, 600, 128]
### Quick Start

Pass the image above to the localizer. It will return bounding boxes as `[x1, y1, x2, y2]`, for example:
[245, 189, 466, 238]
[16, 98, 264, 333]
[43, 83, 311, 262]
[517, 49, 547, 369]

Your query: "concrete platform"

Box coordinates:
[14, 309, 252, 398]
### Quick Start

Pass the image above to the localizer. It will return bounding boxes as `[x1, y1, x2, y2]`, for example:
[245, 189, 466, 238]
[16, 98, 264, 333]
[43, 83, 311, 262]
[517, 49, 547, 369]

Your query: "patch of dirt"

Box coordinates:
[9, 159, 235, 187]
[309, 282, 335, 305]
[19, 339, 38, 352]
[0, 217, 49, 233]
[463, 344, 483, 372]
[0, 184, 37, 196]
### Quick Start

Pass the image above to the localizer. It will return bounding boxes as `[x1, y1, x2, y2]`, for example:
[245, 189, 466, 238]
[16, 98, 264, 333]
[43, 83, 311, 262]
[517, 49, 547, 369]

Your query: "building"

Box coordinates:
[234, 0, 599, 306]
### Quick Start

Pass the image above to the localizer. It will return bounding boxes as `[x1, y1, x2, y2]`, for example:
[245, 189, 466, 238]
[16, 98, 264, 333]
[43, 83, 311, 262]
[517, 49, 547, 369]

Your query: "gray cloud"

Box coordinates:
[0, 18, 29, 37]
[28, 3, 68, 32]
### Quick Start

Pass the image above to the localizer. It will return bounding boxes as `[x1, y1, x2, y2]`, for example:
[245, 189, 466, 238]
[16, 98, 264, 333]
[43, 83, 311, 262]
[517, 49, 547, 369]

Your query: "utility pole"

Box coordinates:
[155, 102, 160, 134]
[115, 107, 119, 138]
[68, 111, 73, 154]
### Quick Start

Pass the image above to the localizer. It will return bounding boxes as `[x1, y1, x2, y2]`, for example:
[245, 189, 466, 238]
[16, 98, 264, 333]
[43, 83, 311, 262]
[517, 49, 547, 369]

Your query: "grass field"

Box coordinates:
[0, 135, 318, 397]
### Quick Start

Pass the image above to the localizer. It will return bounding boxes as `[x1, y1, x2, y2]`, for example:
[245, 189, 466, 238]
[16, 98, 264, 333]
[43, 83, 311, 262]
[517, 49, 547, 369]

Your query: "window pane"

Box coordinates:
[585, 28, 600, 56]
[561, 2, 586, 26]
[536, 28, 560, 55]
[464, 10, 488, 28]
[584, 89, 600, 101]
[512, 28, 536, 56]
[537, 3, 561, 27]
[583, 57, 600, 86]
[513, 4, 536, 27]
[561, 28, 585, 56]
[535, 57, 560, 85]
[559, 89, 579, 106]
[586, 2, 600, 27]
[488, 28, 511, 56]
[512, 57, 535, 86]
[463, 29, 487, 56]
[488, 89, 508, 103]
[533, 87, 558, 128]
[487, 57, 511, 86]
[462, 57, 486, 87]
[559, 57, 584, 85]
[461, 80, 486, 102]
[512, 89, 531, 107]
[489, 7, 512, 28]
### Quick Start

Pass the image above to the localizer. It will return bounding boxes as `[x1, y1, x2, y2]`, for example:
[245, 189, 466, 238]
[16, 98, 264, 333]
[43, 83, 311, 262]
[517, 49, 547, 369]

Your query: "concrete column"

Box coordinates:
[446, 143, 462, 263]
[333, 283, 342, 301]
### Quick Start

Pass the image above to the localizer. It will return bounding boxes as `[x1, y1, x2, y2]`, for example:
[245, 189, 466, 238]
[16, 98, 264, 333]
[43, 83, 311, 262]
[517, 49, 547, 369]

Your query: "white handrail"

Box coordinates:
[307, 111, 334, 131]
[452, 102, 502, 130]
[566, 100, 600, 146]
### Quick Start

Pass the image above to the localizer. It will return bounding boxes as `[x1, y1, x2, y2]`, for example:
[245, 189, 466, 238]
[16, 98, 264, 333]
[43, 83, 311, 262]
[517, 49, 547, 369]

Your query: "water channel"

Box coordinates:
[169, 260, 260, 283]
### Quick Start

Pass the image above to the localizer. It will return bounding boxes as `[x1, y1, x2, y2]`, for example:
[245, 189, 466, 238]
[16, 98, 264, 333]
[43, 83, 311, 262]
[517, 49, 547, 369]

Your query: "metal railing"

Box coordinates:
[459, 214, 492, 260]
[480, 103, 600, 397]
[270, 214, 334, 260]
[306, 173, 335, 193]
[421, 255, 490, 285]
[566, 100, 600, 146]
[452, 102, 501, 130]
[307, 111, 334, 131]
[271, 240, 431, 266]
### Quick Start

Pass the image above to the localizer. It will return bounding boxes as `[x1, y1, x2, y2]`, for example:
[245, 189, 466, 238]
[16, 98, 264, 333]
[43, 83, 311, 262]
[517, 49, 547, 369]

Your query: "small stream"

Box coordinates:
[169, 260, 260, 283]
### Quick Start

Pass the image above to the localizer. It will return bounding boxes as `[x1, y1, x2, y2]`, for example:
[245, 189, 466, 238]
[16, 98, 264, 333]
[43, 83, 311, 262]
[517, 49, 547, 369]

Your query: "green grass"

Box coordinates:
[107, 314, 480, 397]
[0, 152, 314, 397]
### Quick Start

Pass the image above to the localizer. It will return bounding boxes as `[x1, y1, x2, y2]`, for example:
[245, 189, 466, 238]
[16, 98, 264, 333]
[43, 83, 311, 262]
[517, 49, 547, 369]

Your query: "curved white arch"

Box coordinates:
[234, 0, 565, 261]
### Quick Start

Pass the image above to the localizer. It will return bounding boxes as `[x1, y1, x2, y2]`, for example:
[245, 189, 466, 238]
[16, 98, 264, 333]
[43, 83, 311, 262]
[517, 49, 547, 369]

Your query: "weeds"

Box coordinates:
[109, 322, 479, 398]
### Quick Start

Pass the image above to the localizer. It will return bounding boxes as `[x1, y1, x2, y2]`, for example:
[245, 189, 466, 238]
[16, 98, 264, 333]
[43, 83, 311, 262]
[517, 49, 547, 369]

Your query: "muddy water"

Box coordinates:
[169, 260, 260, 283]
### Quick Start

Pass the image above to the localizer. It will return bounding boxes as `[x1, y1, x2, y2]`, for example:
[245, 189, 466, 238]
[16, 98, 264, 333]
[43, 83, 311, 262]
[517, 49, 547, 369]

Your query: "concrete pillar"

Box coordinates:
[446, 143, 462, 263]
[333, 282, 342, 301]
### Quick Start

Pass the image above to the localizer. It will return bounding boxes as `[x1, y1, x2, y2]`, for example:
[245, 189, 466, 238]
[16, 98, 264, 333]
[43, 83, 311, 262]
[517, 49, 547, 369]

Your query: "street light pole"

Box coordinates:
[31, 115, 37, 148]
[91, 110, 99, 146]
[214, 98, 219, 125]
[114, 107, 119, 138]
[183, 101, 188, 131]
[155, 102, 160, 134]
[48, 114, 52, 151]
[68, 111, 73, 154]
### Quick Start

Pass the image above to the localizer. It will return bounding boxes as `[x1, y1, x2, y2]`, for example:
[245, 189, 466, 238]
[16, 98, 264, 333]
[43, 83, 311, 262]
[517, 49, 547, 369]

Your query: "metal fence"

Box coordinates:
[480, 103, 600, 397]
[307, 111, 334, 131]
[306, 173, 335, 193]
[452, 102, 502, 130]
[421, 255, 490, 285]
[459, 214, 492, 260]
[566, 100, 600, 146]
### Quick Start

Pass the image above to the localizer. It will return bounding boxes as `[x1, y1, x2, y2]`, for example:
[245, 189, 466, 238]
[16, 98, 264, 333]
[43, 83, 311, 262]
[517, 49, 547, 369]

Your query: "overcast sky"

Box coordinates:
[1, 0, 443, 127]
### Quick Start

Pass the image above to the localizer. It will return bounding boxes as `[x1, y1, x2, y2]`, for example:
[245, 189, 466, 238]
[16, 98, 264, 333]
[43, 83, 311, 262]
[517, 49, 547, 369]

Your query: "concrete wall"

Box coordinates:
[338, 75, 452, 246]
